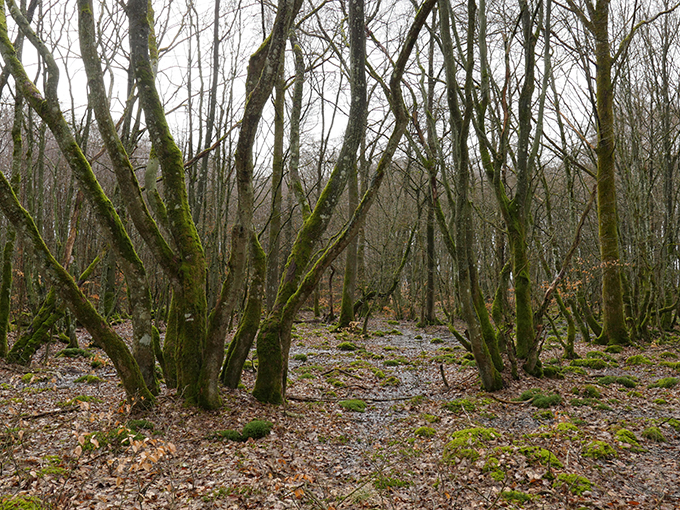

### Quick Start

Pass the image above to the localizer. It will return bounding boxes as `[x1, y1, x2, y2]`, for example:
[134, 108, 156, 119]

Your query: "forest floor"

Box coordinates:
[1, 315, 680, 509]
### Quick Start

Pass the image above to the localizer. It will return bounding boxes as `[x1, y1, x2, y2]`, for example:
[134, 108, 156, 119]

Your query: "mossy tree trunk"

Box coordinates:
[563, 0, 629, 346]
[337, 148, 359, 329]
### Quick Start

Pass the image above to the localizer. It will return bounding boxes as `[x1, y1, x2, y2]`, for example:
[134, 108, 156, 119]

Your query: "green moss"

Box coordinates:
[543, 366, 564, 379]
[212, 429, 242, 441]
[625, 354, 652, 366]
[56, 348, 93, 358]
[659, 351, 678, 359]
[374, 475, 411, 489]
[501, 490, 537, 503]
[127, 419, 154, 432]
[298, 373, 315, 380]
[533, 410, 554, 421]
[582, 385, 601, 398]
[242, 420, 273, 440]
[587, 350, 617, 362]
[641, 426, 666, 442]
[614, 428, 640, 447]
[0, 495, 46, 509]
[326, 377, 346, 388]
[555, 422, 579, 434]
[443, 427, 499, 463]
[604, 345, 623, 354]
[554, 473, 592, 495]
[597, 375, 637, 388]
[519, 446, 563, 467]
[339, 399, 366, 412]
[443, 398, 476, 412]
[380, 376, 400, 387]
[562, 366, 587, 375]
[414, 426, 436, 438]
[74, 375, 103, 384]
[383, 359, 399, 367]
[421, 413, 440, 423]
[517, 388, 543, 401]
[532, 393, 562, 408]
[649, 377, 678, 389]
[570, 358, 607, 370]
[337, 341, 358, 351]
[582, 440, 616, 459]
[430, 337, 443, 344]
[293, 353, 308, 362]
[660, 361, 680, 370]
[627, 390, 643, 398]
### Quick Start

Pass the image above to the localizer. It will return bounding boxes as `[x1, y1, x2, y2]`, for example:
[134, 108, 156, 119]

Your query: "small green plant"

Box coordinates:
[212, 429, 243, 441]
[337, 341, 358, 351]
[582, 440, 616, 459]
[339, 399, 366, 412]
[554, 473, 592, 495]
[430, 337, 444, 344]
[421, 413, 440, 423]
[587, 350, 617, 362]
[582, 385, 601, 398]
[74, 375, 103, 384]
[604, 345, 624, 354]
[482, 456, 505, 481]
[374, 475, 411, 490]
[380, 376, 400, 387]
[326, 377, 346, 388]
[659, 351, 678, 359]
[293, 353, 308, 362]
[20, 373, 34, 384]
[127, 419, 155, 432]
[414, 426, 436, 438]
[501, 490, 537, 503]
[0, 495, 46, 509]
[386, 320, 400, 325]
[519, 446, 563, 468]
[242, 420, 273, 440]
[654, 398, 668, 405]
[443, 427, 499, 463]
[625, 354, 652, 366]
[597, 375, 637, 388]
[570, 358, 607, 370]
[562, 366, 587, 375]
[614, 428, 640, 448]
[533, 410, 554, 420]
[383, 359, 399, 367]
[555, 422, 579, 434]
[660, 361, 680, 370]
[649, 377, 678, 389]
[443, 398, 476, 412]
[641, 426, 666, 442]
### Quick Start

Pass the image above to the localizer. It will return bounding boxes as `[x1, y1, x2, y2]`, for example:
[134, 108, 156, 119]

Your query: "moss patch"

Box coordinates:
[649, 377, 678, 389]
[554, 473, 592, 495]
[443, 427, 499, 463]
[519, 446, 563, 468]
[582, 440, 616, 460]
[414, 426, 436, 438]
[339, 399, 366, 412]
[625, 355, 652, 366]
[641, 426, 666, 442]
[570, 358, 607, 370]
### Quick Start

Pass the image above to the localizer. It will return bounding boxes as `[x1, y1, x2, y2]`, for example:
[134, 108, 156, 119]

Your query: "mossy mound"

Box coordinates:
[380, 376, 400, 387]
[443, 398, 476, 412]
[501, 490, 537, 503]
[516, 389, 562, 408]
[337, 342, 358, 351]
[597, 375, 637, 388]
[570, 358, 607, 370]
[56, 348, 93, 359]
[0, 495, 46, 509]
[641, 426, 666, 443]
[413, 426, 436, 438]
[211, 420, 273, 442]
[625, 355, 652, 366]
[604, 345, 624, 354]
[519, 446, 563, 468]
[554, 473, 592, 495]
[582, 440, 616, 460]
[660, 361, 680, 370]
[614, 428, 640, 448]
[581, 385, 601, 399]
[443, 427, 499, 463]
[74, 375, 103, 384]
[649, 377, 678, 389]
[293, 353, 308, 362]
[339, 399, 366, 412]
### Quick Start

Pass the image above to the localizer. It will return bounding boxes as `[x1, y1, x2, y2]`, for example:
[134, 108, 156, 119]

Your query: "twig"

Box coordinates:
[439, 364, 450, 389]
[22, 406, 78, 419]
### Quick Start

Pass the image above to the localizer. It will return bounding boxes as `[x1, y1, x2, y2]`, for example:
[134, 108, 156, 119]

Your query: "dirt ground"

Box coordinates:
[1, 316, 679, 509]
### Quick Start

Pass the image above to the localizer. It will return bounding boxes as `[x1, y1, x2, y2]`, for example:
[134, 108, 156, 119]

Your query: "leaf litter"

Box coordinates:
[1, 317, 679, 509]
